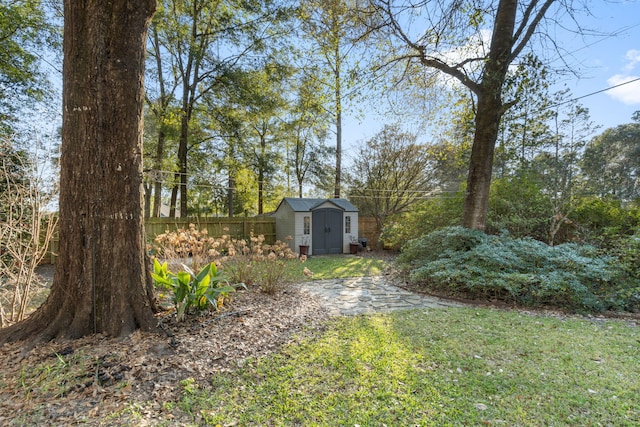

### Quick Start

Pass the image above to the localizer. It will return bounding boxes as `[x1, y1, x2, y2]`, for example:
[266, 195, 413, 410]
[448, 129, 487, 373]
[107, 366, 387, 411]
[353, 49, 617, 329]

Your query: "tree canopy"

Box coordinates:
[0, 0, 56, 135]
[582, 120, 640, 201]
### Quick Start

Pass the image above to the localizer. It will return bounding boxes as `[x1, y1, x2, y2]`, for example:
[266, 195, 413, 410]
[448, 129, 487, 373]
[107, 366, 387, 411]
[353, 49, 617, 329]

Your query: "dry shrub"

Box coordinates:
[0, 140, 58, 326]
[152, 223, 219, 270]
[152, 227, 303, 294]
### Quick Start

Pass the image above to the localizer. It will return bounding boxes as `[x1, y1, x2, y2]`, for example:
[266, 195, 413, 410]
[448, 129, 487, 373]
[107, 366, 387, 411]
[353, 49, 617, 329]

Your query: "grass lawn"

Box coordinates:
[173, 308, 639, 426]
[291, 254, 390, 280]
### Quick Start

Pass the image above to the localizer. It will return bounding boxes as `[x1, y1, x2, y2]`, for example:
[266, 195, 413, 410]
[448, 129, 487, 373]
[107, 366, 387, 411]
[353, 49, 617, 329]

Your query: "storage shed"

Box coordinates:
[275, 197, 359, 256]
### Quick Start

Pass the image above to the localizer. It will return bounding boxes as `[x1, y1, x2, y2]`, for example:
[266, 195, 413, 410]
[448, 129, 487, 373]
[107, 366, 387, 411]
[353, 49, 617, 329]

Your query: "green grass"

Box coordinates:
[173, 308, 640, 426]
[293, 254, 389, 280]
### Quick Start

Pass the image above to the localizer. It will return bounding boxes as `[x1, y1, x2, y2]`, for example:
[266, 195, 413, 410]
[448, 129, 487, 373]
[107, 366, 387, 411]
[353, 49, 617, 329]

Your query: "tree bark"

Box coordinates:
[462, 0, 518, 230]
[258, 132, 266, 215]
[0, 0, 158, 343]
[333, 50, 342, 199]
[169, 181, 178, 217]
[152, 129, 164, 217]
[177, 113, 190, 216]
[150, 26, 167, 218]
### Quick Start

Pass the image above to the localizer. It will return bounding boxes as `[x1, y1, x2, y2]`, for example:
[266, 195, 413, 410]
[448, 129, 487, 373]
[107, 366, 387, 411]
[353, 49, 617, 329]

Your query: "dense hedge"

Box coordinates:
[397, 227, 640, 313]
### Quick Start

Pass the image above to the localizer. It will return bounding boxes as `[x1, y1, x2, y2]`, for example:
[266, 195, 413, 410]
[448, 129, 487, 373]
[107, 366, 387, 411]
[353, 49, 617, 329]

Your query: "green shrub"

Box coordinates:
[486, 174, 553, 241]
[151, 259, 242, 321]
[382, 175, 553, 247]
[572, 198, 640, 247]
[380, 193, 464, 247]
[398, 227, 633, 313]
[600, 231, 640, 312]
[396, 226, 486, 265]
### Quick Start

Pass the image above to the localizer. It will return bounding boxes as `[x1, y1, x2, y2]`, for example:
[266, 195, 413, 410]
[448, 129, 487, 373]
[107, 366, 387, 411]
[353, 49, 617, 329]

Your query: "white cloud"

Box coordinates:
[606, 50, 640, 104]
[623, 49, 640, 72]
[606, 74, 640, 104]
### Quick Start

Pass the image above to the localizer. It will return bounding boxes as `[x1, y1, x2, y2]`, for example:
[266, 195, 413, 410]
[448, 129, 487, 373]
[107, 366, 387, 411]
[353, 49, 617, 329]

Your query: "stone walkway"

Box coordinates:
[298, 276, 463, 316]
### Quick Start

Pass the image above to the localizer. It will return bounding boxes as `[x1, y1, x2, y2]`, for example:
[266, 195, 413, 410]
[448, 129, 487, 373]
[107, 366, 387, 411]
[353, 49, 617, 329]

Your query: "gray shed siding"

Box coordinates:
[275, 198, 358, 255]
[275, 201, 295, 244]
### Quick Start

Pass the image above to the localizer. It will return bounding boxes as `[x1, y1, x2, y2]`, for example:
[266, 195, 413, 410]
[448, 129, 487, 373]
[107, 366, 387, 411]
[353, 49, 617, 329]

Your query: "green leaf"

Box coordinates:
[209, 262, 218, 277]
[195, 263, 213, 283]
[196, 274, 211, 296]
[177, 271, 191, 286]
[153, 257, 162, 273]
[150, 272, 174, 287]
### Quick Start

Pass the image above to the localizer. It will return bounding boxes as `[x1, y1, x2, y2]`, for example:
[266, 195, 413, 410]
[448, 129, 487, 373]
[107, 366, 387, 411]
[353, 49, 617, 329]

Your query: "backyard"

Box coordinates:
[2, 1, 640, 425]
[0, 253, 638, 426]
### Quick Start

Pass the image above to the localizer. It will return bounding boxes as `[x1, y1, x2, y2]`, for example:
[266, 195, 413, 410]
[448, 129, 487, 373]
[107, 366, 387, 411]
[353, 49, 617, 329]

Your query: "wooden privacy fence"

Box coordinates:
[44, 216, 382, 264]
[45, 217, 276, 264]
[358, 216, 380, 249]
[145, 217, 276, 243]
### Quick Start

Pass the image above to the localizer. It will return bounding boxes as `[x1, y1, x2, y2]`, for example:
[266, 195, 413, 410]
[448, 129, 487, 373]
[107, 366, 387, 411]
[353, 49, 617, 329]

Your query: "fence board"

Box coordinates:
[44, 216, 386, 264]
[45, 217, 276, 264]
[358, 217, 380, 249]
[146, 217, 276, 243]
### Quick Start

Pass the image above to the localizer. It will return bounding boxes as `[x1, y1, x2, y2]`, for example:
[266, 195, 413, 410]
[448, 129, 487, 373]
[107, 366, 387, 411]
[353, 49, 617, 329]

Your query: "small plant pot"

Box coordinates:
[299, 245, 309, 256]
[349, 243, 359, 254]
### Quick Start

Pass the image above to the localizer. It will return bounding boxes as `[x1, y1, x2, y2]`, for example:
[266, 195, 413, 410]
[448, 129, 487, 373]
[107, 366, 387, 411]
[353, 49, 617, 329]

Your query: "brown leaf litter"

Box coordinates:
[0, 287, 329, 426]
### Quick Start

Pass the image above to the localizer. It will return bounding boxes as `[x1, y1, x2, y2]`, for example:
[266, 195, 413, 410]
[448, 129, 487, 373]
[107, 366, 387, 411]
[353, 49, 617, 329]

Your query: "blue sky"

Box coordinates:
[564, 0, 640, 129]
[342, 1, 640, 157]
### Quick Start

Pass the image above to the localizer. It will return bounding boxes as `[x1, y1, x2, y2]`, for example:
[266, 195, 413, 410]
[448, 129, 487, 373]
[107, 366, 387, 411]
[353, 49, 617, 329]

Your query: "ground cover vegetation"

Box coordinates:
[289, 253, 389, 279]
[397, 227, 640, 313]
[1, 252, 638, 425]
[166, 309, 639, 426]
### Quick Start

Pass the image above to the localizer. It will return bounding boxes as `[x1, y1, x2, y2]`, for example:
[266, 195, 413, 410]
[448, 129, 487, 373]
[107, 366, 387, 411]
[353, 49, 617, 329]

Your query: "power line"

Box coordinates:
[549, 77, 640, 109]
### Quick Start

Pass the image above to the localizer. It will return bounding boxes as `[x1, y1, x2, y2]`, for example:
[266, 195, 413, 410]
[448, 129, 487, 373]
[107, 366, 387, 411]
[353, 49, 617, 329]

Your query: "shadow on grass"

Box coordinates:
[296, 254, 390, 280]
[174, 308, 640, 426]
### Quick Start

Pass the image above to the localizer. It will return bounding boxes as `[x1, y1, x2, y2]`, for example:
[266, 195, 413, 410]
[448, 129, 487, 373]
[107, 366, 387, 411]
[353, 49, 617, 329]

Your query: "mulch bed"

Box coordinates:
[0, 285, 329, 426]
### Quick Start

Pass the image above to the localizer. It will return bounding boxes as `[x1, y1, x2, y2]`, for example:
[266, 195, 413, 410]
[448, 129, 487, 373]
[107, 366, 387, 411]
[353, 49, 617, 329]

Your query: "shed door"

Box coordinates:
[312, 208, 343, 255]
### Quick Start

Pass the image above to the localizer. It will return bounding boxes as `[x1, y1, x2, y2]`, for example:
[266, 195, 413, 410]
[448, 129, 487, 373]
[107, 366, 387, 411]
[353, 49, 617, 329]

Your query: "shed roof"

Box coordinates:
[280, 197, 358, 212]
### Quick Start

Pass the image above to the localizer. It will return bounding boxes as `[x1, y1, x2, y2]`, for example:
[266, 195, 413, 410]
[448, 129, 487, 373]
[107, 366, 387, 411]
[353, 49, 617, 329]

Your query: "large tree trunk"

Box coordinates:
[0, 0, 157, 343]
[333, 56, 342, 199]
[177, 113, 189, 217]
[461, 0, 517, 230]
[462, 89, 502, 230]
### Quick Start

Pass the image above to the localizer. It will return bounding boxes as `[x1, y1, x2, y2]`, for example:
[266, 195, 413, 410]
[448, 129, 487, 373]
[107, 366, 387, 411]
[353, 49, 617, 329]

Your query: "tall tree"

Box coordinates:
[496, 54, 555, 174]
[145, 9, 181, 218]
[0, 0, 157, 343]
[299, 0, 363, 198]
[369, 0, 578, 230]
[285, 72, 333, 197]
[348, 124, 437, 234]
[540, 103, 595, 245]
[237, 63, 290, 214]
[150, 0, 291, 217]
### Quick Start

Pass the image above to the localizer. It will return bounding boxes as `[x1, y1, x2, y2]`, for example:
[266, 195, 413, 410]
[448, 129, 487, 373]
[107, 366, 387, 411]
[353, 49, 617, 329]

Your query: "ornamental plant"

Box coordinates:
[152, 223, 219, 270]
[151, 258, 242, 321]
[397, 226, 635, 313]
[151, 226, 304, 295]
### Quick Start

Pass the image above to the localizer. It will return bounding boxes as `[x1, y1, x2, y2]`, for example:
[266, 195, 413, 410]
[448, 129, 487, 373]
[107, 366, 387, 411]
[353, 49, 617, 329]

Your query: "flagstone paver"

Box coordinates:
[298, 276, 463, 316]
